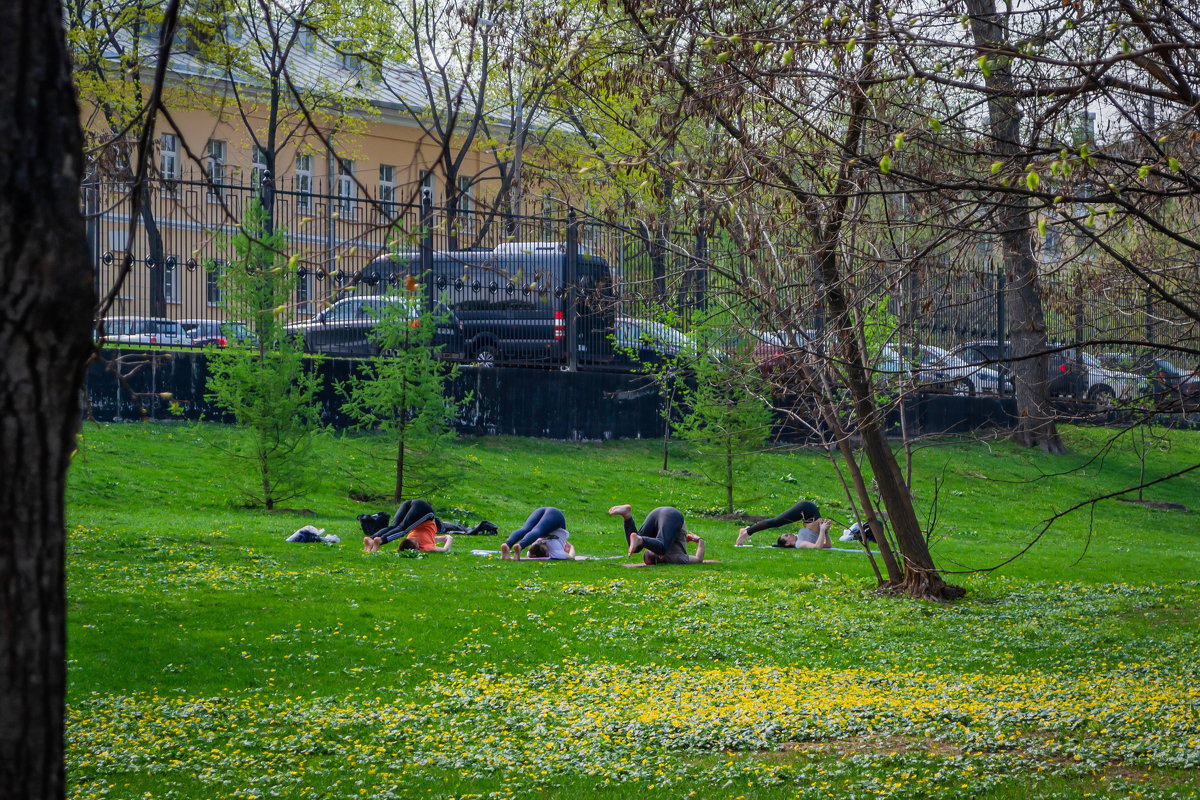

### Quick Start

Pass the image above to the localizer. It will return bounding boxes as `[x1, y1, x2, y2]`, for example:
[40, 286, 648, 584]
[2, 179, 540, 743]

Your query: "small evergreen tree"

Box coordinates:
[675, 321, 774, 514]
[205, 202, 323, 510]
[339, 283, 467, 502]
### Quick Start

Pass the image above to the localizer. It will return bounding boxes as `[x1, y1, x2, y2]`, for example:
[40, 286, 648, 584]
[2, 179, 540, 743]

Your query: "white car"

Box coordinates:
[98, 316, 188, 347]
[902, 344, 1007, 396]
[1078, 351, 1143, 402]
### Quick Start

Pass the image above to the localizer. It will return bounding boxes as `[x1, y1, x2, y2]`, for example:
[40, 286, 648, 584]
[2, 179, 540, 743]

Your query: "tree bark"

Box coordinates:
[965, 0, 1066, 454]
[0, 2, 96, 796]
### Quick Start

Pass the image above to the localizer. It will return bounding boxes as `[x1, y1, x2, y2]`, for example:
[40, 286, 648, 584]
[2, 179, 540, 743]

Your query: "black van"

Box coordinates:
[360, 242, 616, 367]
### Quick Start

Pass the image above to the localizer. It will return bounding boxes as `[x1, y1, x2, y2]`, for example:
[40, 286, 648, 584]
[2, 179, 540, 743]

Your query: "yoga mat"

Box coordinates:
[622, 560, 722, 567]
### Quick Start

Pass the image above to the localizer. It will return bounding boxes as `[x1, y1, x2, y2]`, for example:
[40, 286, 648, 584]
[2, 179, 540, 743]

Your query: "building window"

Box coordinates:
[207, 260, 224, 306]
[251, 145, 269, 190]
[420, 170, 436, 204]
[206, 139, 226, 199]
[336, 158, 355, 214]
[163, 255, 179, 304]
[379, 164, 396, 217]
[295, 261, 311, 312]
[295, 154, 313, 209]
[160, 133, 178, 187]
[455, 175, 473, 234]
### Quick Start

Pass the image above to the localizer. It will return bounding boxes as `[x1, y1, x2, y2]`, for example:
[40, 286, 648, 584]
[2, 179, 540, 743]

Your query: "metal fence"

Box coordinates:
[84, 173, 1199, 378]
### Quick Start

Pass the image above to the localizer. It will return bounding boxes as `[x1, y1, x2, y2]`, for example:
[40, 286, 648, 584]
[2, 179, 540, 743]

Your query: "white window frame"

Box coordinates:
[251, 145, 269, 190]
[379, 164, 396, 218]
[336, 158, 356, 215]
[295, 154, 313, 209]
[420, 170, 436, 204]
[160, 133, 179, 187]
[163, 255, 179, 304]
[206, 139, 226, 200]
[456, 175, 473, 233]
[206, 260, 224, 306]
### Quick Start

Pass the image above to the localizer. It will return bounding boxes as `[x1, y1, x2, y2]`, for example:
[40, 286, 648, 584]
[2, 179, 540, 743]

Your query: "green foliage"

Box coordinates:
[675, 320, 774, 514]
[338, 287, 468, 502]
[204, 201, 323, 510]
[63, 422, 1200, 799]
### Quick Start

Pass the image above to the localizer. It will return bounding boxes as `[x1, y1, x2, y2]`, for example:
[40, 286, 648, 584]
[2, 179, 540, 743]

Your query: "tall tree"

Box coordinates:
[963, 0, 1066, 453]
[0, 2, 99, 795]
[562, 0, 961, 598]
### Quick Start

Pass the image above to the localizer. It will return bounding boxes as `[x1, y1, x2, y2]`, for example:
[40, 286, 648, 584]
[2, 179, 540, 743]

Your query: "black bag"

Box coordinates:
[358, 512, 391, 537]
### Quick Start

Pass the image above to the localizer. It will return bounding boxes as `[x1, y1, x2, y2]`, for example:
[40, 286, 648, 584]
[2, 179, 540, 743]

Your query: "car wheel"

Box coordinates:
[1089, 385, 1116, 407]
[473, 344, 499, 368]
[379, 347, 400, 358]
[952, 379, 975, 397]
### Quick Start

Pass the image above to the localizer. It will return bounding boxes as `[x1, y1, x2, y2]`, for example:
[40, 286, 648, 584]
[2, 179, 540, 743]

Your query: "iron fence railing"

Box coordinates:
[84, 173, 1200, 381]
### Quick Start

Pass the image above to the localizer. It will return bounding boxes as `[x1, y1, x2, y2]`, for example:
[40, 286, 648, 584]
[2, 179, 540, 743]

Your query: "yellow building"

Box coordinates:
[85, 23, 515, 324]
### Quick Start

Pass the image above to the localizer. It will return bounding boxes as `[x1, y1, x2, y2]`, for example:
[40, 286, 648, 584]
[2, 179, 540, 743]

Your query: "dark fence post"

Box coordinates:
[995, 265, 1006, 394]
[1145, 286, 1154, 347]
[695, 228, 708, 312]
[421, 187, 434, 313]
[260, 169, 275, 236]
[1075, 275, 1086, 399]
[565, 206, 579, 372]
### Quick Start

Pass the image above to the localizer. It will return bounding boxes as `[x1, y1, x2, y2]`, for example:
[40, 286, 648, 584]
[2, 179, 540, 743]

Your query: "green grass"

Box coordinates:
[66, 422, 1200, 799]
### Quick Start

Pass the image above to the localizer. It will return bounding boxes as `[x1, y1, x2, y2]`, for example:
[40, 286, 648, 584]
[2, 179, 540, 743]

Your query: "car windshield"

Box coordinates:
[620, 319, 687, 346]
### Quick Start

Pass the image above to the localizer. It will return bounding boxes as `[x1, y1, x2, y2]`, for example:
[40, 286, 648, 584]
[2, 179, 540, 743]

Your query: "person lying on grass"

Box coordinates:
[735, 500, 833, 549]
[500, 529, 576, 561]
[608, 504, 706, 565]
[499, 507, 570, 560]
[363, 498, 454, 554]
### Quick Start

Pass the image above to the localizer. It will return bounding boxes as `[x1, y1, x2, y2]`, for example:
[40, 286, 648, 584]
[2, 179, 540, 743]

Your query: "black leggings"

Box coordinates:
[375, 499, 436, 545]
[745, 501, 812, 536]
[625, 506, 686, 556]
[506, 507, 567, 549]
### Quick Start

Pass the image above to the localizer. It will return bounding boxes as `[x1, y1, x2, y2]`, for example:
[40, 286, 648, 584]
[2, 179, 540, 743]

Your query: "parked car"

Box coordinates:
[180, 319, 255, 347]
[1099, 351, 1200, 408]
[879, 345, 968, 395]
[98, 316, 188, 346]
[898, 343, 1006, 396]
[287, 295, 464, 358]
[953, 340, 1142, 402]
[362, 242, 616, 367]
[612, 317, 693, 366]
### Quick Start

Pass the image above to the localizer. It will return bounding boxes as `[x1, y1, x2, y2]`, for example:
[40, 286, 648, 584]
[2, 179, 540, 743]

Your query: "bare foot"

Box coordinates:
[513, 544, 522, 561]
[363, 535, 373, 553]
[627, 531, 643, 557]
[500, 543, 511, 560]
[608, 504, 632, 518]
[735, 528, 752, 547]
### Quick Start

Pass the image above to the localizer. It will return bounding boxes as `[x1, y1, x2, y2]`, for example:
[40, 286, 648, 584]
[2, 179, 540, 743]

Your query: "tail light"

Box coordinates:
[554, 311, 565, 340]
[149, 335, 158, 344]
[218, 337, 228, 347]
[409, 320, 420, 329]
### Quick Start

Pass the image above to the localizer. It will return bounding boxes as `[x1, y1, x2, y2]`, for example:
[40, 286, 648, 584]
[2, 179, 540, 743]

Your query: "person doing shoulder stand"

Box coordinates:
[608, 504, 706, 565]
[364, 498, 454, 554]
[735, 499, 833, 549]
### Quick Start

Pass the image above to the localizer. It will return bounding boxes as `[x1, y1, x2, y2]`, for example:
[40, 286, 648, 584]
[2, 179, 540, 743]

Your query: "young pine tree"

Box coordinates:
[205, 201, 323, 510]
[676, 322, 774, 514]
[339, 283, 467, 502]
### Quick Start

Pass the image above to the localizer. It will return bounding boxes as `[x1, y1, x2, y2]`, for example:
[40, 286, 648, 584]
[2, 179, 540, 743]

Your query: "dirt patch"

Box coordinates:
[267, 507, 316, 515]
[1118, 499, 1189, 511]
[659, 469, 696, 478]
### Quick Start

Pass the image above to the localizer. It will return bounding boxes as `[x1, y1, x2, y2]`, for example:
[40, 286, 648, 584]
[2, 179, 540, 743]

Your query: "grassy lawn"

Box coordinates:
[66, 422, 1200, 799]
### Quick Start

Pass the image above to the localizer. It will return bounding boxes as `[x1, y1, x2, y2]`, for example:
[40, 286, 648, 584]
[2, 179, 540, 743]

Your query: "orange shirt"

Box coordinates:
[405, 520, 438, 551]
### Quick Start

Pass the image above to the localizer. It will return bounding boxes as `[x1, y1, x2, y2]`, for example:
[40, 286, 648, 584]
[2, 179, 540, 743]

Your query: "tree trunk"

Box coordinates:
[725, 434, 733, 515]
[965, 0, 1066, 454]
[813, 2, 962, 601]
[0, 2, 96, 796]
